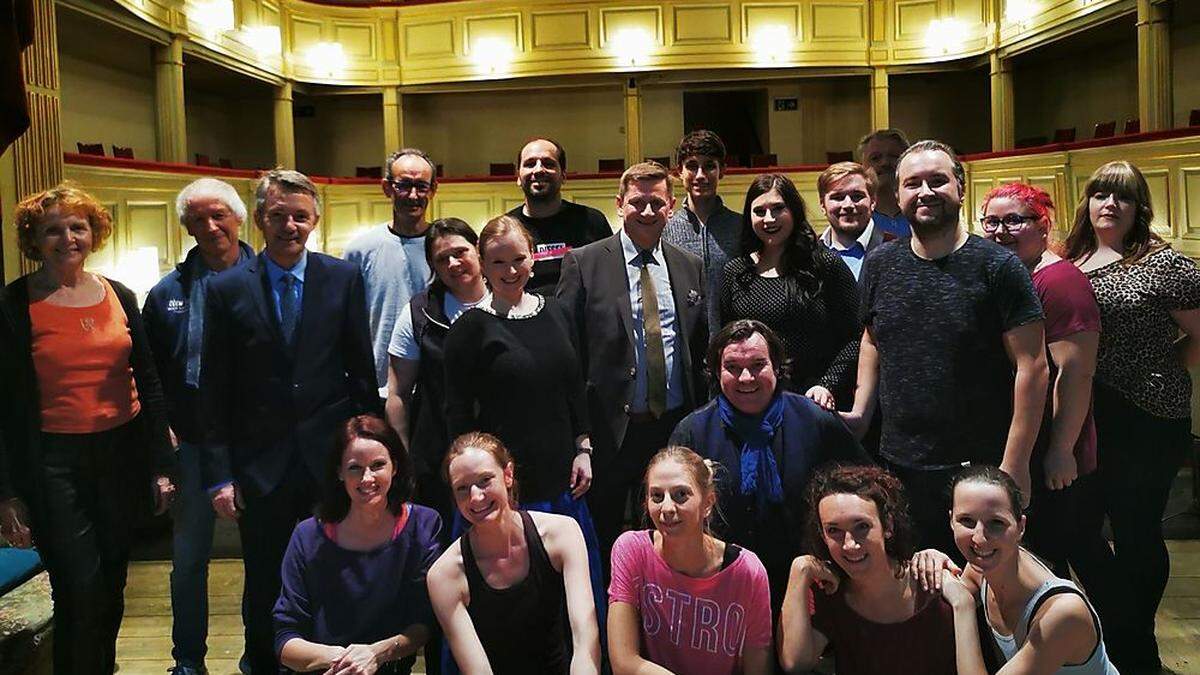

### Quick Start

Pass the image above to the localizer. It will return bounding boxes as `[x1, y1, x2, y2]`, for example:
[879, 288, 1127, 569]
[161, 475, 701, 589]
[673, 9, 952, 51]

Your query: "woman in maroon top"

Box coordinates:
[777, 464, 955, 674]
[979, 182, 1101, 576]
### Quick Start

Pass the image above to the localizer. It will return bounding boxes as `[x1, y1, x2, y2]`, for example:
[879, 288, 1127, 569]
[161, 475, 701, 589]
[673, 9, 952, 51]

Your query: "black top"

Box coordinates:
[462, 510, 568, 674]
[443, 296, 589, 501]
[719, 248, 862, 402]
[406, 285, 456, 527]
[506, 201, 612, 294]
[859, 235, 1043, 469]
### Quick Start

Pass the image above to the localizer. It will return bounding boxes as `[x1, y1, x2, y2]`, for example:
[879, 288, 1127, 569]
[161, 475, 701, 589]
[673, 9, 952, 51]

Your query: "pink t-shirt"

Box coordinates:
[608, 530, 773, 675]
[1032, 260, 1102, 475]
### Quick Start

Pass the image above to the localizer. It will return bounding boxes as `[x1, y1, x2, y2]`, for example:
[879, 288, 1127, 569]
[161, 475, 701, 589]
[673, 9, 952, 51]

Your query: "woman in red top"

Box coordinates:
[777, 464, 956, 674]
[0, 184, 175, 675]
[979, 182, 1101, 577]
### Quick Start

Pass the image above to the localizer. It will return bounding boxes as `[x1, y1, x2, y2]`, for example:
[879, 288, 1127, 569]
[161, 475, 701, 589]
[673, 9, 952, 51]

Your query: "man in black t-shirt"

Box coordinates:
[843, 139, 1048, 554]
[507, 137, 613, 293]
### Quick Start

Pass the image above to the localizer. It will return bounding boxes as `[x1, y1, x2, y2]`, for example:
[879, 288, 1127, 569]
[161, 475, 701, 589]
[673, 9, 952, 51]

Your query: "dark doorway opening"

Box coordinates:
[683, 89, 770, 166]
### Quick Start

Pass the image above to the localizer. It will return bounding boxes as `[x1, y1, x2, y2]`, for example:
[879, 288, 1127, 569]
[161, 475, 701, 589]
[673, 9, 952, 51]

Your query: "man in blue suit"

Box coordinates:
[199, 169, 380, 673]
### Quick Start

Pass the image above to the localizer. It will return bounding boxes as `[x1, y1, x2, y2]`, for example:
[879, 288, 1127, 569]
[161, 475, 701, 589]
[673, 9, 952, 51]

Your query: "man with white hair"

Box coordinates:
[142, 177, 255, 675]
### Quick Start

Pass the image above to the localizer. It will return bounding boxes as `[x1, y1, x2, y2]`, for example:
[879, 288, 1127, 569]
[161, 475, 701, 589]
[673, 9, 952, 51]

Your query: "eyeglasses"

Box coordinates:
[388, 179, 433, 196]
[980, 214, 1038, 233]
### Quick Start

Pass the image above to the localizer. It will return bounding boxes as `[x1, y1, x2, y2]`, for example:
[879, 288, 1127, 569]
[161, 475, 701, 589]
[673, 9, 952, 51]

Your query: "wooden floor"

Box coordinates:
[113, 544, 1200, 674]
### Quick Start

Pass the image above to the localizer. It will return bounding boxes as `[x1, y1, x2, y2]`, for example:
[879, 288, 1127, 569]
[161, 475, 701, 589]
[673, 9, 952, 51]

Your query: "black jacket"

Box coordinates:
[0, 275, 174, 516]
[198, 251, 380, 498]
[142, 241, 254, 444]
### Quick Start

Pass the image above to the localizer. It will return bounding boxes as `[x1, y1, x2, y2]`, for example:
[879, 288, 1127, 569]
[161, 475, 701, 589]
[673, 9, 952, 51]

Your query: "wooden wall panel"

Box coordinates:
[403, 20, 456, 58]
[599, 6, 663, 46]
[334, 22, 376, 59]
[531, 10, 592, 50]
[464, 14, 522, 53]
[811, 2, 867, 40]
[671, 5, 732, 45]
[742, 4, 802, 43]
[1184, 167, 1200, 240]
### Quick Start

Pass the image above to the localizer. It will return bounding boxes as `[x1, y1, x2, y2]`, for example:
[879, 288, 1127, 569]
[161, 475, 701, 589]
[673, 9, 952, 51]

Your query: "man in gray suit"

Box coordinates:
[556, 161, 708, 570]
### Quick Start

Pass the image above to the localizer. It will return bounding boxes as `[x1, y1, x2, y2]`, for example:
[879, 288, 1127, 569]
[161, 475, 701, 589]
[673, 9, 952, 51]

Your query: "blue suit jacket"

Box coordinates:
[199, 251, 380, 497]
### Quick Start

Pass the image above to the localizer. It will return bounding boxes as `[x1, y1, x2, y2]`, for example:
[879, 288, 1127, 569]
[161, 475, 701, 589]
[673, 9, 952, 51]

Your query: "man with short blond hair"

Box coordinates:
[557, 161, 708, 569]
[816, 161, 895, 279]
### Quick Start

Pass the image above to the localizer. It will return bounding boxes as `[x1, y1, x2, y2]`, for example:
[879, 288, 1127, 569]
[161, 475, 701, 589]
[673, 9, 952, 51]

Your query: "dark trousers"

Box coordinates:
[1069, 385, 1189, 672]
[34, 420, 144, 675]
[1022, 452, 1083, 578]
[880, 458, 962, 562]
[588, 408, 686, 580]
[238, 461, 318, 674]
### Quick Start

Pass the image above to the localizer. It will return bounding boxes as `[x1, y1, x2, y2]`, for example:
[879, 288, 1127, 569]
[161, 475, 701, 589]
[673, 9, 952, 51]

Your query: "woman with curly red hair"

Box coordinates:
[777, 464, 955, 674]
[0, 183, 175, 674]
[978, 182, 1101, 576]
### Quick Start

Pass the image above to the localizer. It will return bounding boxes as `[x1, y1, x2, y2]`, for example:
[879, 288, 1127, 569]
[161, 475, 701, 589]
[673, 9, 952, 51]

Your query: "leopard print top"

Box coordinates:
[1085, 247, 1200, 419]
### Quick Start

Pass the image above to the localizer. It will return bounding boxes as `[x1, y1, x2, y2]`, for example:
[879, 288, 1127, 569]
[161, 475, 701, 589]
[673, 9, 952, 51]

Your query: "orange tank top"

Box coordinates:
[31, 277, 141, 433]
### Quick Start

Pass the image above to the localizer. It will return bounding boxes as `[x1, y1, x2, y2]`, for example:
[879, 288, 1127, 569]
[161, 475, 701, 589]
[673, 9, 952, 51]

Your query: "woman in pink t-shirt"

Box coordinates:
[608, 447, 773, 675]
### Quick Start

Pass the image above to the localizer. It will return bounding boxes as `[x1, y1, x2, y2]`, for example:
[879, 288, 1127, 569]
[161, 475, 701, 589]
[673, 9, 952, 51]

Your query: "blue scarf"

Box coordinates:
[718, 393, 785, 514]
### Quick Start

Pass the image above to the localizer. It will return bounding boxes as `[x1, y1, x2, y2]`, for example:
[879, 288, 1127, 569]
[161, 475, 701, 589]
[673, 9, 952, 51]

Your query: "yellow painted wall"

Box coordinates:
[641, 84, 686, 164]
[57, 9, 157, 160]
[1172, 1, 1200, 127]
[403, 86, 627, 176]
[890, 68, 991, 154]
[790, 77, 871, 164]
[185, 87, 275, 170]
[295, 94, 385, 177]
[1012, 21, 1138, 142]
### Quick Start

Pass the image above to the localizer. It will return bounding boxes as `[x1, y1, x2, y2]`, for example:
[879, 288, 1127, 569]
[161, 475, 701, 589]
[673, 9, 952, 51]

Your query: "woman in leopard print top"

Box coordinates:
[1065, 161, 1200, 673]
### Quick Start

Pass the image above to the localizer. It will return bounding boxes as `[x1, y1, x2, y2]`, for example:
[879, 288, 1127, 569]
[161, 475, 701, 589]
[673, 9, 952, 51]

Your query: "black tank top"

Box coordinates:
[462, 510, 569, 674]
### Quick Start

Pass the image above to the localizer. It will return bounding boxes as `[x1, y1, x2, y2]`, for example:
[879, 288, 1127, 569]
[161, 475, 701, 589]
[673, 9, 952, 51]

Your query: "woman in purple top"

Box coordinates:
[274, 415, 442, 674]
[979, 182, 1100, 576]
[777, 464, 956, 674]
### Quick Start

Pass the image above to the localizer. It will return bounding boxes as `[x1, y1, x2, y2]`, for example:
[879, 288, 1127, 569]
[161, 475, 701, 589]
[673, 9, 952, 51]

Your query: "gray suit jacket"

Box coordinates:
[556, 232, 708, 460]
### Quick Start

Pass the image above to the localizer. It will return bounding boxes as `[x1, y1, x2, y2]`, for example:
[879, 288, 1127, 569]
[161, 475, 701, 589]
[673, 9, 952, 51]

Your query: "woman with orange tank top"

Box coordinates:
[0, 184, 176, 675]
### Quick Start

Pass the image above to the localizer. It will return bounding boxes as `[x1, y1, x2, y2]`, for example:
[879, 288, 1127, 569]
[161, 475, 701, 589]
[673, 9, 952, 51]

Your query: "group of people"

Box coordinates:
[0, 125, 1194, 675]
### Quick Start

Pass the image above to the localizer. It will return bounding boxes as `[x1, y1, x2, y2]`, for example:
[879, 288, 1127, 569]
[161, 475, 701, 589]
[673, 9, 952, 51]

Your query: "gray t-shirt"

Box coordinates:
[661, 197, 742, 337]
[343, 223, 431, 396]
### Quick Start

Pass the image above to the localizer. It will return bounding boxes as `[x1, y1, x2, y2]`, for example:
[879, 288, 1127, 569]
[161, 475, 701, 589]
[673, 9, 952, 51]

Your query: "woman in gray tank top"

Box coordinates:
[917, 465, 1118, 674]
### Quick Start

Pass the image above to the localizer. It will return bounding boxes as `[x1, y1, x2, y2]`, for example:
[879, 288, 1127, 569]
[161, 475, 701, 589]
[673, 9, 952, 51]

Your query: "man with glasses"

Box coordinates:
[662, 129, 741, 335]
[345, 148, 438, 399]
[506, 137, 613, 293]
[841, 140, 1047, 556]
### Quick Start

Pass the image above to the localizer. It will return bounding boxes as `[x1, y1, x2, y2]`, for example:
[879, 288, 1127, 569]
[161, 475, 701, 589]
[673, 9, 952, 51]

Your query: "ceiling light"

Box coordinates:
[750, 25, 791, 64]
[925, 18, 966, 56]
[241, 26, 282, 56]
[610, 28, 654, 67]
[471, 37, 515, 75]
[307, 42, 348, 77]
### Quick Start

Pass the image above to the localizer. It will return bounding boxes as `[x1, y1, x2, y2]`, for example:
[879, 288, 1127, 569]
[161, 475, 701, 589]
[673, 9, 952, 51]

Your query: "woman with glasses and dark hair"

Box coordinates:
[978, 182, 1100, 578]
[274, 414, 442, 675]
[718, 174, 861, 411]
[386, 217, 487, 531]
[777, 464, 956, 675]
[1063, 161, 1200, 672]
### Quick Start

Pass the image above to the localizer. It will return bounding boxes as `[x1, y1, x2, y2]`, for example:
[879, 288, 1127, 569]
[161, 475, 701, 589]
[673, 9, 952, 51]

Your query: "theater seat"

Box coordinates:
[1093, 121, 1116, 139]
[1123, 118, 1140, 135]
[111, 145, 134, 159]
[1191, 109, 1200, 127]
[355, 166, 382, 178]
[489, 163, 515, 176]
[598, 158, 624, 172]
[826, 151, 853, 163]
[195, 153, 213, 166]
[750, 153, 777, 168]
[1053, 128, 1076, 143]
[76, 142, 104, 156]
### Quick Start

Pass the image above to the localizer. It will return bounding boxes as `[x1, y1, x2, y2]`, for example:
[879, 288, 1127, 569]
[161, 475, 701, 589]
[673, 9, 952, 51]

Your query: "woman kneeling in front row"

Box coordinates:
[608, 446, 774, 675]
[274, 415, 442, 674]
[427, 431, 600, 675]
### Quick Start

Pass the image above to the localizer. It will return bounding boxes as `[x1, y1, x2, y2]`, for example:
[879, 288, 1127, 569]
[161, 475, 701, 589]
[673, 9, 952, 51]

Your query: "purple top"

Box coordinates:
[273, 504, 442, 658]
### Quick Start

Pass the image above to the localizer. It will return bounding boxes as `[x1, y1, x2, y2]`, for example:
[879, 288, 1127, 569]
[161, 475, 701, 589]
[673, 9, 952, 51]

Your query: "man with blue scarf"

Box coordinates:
[670, 319, 868, 611]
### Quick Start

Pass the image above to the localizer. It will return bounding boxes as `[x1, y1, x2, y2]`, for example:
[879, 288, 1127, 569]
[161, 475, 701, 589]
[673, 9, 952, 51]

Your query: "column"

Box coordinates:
[623, 77, 642, 166]
[273, 82, 296, 168]
[154, 35, 187, 163]
[1137, 0, 1172, 131]
[869, 66, 889, 130]
[989, 52, 1015, 152]
[382, 87, 404, 153]
[2, 0, 63, 281]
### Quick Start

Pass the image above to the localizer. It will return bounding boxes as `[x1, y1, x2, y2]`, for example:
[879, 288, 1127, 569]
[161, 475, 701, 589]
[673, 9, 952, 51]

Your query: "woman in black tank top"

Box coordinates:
[427, 432, 600, 675]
